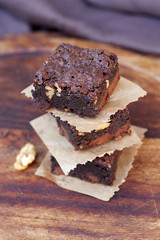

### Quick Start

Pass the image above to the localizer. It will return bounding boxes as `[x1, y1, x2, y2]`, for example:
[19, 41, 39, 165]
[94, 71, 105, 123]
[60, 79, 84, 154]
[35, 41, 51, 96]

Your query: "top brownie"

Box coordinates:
[32, 43, 119, 117]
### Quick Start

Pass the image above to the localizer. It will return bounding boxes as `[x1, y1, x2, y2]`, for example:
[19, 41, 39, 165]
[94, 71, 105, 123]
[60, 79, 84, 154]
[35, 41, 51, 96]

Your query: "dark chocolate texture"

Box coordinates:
[51, 151, 120, 185]
[32, 43, 119, 117]
[54, 108, 131, 150]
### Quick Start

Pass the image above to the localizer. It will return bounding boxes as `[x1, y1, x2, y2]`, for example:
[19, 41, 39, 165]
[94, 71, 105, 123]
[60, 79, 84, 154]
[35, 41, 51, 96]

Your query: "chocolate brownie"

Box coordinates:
[32, 43, 119, 117]
[51, 151, 120, 185]
[54, 108, 131, 150]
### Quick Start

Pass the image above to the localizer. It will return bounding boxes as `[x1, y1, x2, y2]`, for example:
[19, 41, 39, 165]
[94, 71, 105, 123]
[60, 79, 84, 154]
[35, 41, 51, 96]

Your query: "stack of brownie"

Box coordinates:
[30, 43, 134, 186]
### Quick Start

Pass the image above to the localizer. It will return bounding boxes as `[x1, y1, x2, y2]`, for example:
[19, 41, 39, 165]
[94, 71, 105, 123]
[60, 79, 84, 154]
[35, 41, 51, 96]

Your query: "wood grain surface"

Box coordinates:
[0, 32, 160, 240]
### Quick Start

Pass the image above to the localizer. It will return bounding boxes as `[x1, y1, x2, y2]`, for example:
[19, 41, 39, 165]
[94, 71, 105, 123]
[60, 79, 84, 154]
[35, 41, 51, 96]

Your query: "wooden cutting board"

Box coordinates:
[0, 32, 160, 240]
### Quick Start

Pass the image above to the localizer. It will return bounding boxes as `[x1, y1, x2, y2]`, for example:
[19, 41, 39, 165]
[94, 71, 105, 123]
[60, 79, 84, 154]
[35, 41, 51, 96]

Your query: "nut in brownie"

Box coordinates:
[51, 150, 121, 185]
[54, 108, 131, 150]
[32, 43, 119, 117]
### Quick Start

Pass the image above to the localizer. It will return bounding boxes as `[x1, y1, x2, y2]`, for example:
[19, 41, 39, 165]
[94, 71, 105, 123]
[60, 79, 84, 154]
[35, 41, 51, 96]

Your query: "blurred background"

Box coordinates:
[0, 0, 160, 54]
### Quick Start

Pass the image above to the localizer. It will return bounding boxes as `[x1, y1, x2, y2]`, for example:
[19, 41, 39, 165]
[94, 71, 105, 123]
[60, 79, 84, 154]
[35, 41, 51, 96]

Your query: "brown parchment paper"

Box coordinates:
[30, 113, 142, 175]
[35, 126, 146, 201]
[23, 77, 147, 132]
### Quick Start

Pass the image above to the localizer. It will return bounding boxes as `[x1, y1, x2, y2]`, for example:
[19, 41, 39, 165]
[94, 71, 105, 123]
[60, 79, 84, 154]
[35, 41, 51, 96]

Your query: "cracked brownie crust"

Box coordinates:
[32, 43, 119, 117]
[51, 151, 121, 185]
[55, 108, 131, 150]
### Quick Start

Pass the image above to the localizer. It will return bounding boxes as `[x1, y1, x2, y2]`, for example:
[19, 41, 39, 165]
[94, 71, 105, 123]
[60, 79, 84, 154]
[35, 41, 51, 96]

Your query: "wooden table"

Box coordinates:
[0, 32, 160, 240]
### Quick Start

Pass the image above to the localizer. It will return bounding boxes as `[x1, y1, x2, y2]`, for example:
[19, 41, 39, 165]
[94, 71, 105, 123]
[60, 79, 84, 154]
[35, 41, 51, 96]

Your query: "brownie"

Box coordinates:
[54, 108, 131, 150]
[51, 151, 121, 185]
[32, 43, 119, 117]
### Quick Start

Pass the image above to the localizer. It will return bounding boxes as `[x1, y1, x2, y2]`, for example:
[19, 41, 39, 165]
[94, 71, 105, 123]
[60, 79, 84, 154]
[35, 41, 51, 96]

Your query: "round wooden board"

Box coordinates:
[0, 32, 160, 240]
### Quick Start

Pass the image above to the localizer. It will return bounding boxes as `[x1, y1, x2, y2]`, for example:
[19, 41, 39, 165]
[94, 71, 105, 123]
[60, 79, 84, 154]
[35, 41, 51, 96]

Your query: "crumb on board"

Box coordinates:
[14, 143, 36, 170]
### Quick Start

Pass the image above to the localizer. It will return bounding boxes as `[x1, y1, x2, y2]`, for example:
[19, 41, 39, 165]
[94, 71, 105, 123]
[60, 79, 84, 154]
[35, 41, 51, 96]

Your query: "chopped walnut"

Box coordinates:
[114, 136, 122, 141]
[106, 80, 109, 88]
[79, 145, 84, 149]
[96, 122, 110, 131]
[54, 82, 62, 92]
[45, 86, 55, 99]
[55, 82, 62, 96]
[14, 143, 36, 170]
[77, 132, 85, 136]
[93, 96, 98, 104]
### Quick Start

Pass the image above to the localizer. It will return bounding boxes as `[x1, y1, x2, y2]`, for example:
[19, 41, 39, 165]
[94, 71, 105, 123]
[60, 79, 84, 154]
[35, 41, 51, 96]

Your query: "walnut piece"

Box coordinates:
[79, 144, 84, 149]
[96, 122, 110, 131]
[93, 96, 98, 104]
[77, 132, 85, 136]
[45, 86, 55, 99]
[114, 135, 122, 141]
[106, 80, 109, 88]
[55, 82, 62, 96]
[14, 143, 36, 170]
